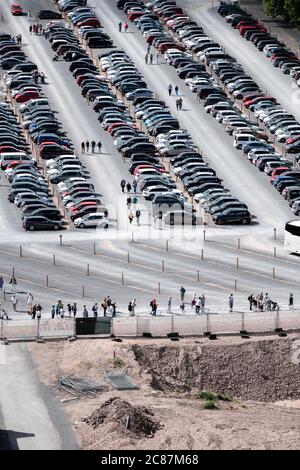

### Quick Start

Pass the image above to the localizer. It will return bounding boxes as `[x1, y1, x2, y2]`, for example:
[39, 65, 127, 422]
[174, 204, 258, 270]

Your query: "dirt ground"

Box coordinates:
[28, 334, 300, 450]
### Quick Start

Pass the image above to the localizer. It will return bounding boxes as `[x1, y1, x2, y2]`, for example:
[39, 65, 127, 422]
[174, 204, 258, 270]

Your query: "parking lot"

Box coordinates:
[0, 0, 299, 316]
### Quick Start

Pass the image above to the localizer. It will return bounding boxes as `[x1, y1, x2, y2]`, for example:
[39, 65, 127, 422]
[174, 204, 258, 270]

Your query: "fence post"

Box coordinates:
[162, 260, 165, 272]
[171, 314, 174, 333]
[241, 313, 245, 332]
[127, 252, 130, 263]
[275, 310, 280, 330]
[273, 247, 277, 258]
[3, 289, 5, 301]
[0, 319, 3, 341]
[234, 279, 237, 291]
[197, 269, 200, 282]
[131, 231, 134, 243]
[59, 234, 63, 246]
[201, 249, 204, 260]
[19, 245, 23, 257]
[166, 240, 169, 252]
[272, 267, 276, 279]
[53, 254, 56, 266]
[87, 264, 90, 276]
[158, 282, 161, 294]
[46, 275, 49, 287]
[82, 285, 85, 298]
[203, 229, 206, 241]
[121, 273, 124, 285]
[205, 312, 210, 334]
[273, 228, 277, 240]
[36, 318, 40, 341]
[236, 257, 239, 269]
[93, 242, 96, 255]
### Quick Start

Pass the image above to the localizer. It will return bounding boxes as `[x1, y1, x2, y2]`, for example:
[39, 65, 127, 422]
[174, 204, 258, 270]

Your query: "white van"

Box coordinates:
[233, 134, 258, 149]
[0, 152, 31, 170]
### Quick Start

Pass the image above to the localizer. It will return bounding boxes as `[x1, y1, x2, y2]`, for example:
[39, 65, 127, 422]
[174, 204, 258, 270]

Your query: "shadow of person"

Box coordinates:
[0, 429, 35, 450]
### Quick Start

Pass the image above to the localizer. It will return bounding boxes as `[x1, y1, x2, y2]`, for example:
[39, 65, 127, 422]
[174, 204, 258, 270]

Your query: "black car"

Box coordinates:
[38, 10, 62, 19]
[23, 215, 62, 231]
[213, 208, 252, 225]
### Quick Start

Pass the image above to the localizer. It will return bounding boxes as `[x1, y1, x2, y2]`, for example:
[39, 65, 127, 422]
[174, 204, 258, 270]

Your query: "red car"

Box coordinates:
[128, 11, 145, 21]
[269, 167, 290, 183]
[286, 135, 300, 145]
[244, 96, 276, 108]
[15, 90, 40, 103]
[0, 145, 19, 153]
[158, 42, 185, 53]
[76, 19, 100, 28]
[11, 3, 23, 15]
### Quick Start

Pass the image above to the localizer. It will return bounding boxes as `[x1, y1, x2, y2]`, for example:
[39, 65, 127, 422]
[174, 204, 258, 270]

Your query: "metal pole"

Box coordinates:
[274, 247, 277, 258]
[236, 257, 239, 269]
[234, 279, 237, 291]
[121, 274, 124, 285]
[19, 245, 23, 257]
[273, 228, 277, 240]
[166, 240, 169, 252]
[237, 238, 240, 250]
[203, 229, 206, 241]
[162, 260, 165, 272]
[131, 231, 134, 243]
[82, 285, 85, 297]
[87, 264, 90, 276]
[158, 282, 161, 294]
[201, 249, 204, 260]
[127, 252, 130, 263]
[197, 269, 200, 282]
[0, 319, 3, 341]
[46, 275, 49, 287]
[53, 254, 56, 266]
[241, 313, 245, 332]
[12, 267, 15, 278]
[273, 267, 276, 279]
[93, 242, 96, 255]
[59, 234, 63, 246]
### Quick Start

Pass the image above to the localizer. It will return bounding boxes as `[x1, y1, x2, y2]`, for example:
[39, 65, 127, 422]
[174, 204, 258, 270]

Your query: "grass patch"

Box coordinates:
[216, 392, 233, 402]
[195, 390, 217, 401]
[109, 357, 125, 368]
[204, 399, 217, 410]
[78, 360, 93, 371]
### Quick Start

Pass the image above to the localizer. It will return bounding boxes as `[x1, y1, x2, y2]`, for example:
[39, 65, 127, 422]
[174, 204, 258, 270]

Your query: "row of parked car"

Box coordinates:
[53, 0, 113, 48]
[131, 0, 300, 215]
[115, 0, 251, 224]
[0, 28, 109, 230]
[218, 2, 300, 85]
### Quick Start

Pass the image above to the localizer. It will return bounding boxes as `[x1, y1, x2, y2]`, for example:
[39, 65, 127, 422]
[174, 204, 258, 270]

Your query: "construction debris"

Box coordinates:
[82, 397, 162, 437]
[58, 376, 106, 397]
[104, 371, 139, 390]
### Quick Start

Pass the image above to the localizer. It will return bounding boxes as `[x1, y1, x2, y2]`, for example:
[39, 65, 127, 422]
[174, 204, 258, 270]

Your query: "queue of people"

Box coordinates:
[81, 140, 102, 154]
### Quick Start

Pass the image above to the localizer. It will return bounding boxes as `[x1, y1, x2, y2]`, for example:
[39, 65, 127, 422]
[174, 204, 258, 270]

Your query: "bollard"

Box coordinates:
[234, 279, 237, 291]
[273, 267, 276, 279]
[237, 238, 240, 250]
[162, 260, 165, 272]
[53, 254, 56, 266]
[158, 282, 161, 294]
[274, 247, 277, 258]
[93, 242, 96, 255]
[121, 273, 124, 285]
[87, 264, 90, 276]
[273, 228, 277, 240]
[127, 252, 130, 263]
[3, 289, 5, 301]
[236, 257, 239, 269]
[46, 275, 49, 287]
[201, 249, 204, 260]
[241, 313, 245, 332]
[82, 285, 85, 297]
[59, 234, 63, 246]
[197, 269, 200, 282]
[12, 267, 15, 278]
[166, 240, 169, 252]
[19, 245, 23, 257]
[203, 229, 206, 241]
[131, 231, 134, 243]
[0, 320, 3, 341]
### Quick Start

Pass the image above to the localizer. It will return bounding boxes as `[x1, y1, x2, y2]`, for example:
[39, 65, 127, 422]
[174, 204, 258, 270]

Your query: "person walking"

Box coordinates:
[191, 293, 197, 310]
[36, 304, 42, 320]
[101, 298, 108, 316]
[128, 211, 134, 224]
[83, 305, 88, 318]
[180, 286, 186, 302]
[176, 98, 180, 110]
[72, 302, 77, 317]
[124, 22, 129, 32]
[168, 84, 172, 96]
[127, 196, 132, 209]
[167, 296, 172, 313]
[11, 293, 18, 312]
[150, 298, 157, 316]
[132, 179, 137, 193]
[92, 302, 98, 317]
[32, 304, 37, 320]
[229, 294, 234, 312]
[263, 293, 269, 311]
[289, 293, 294, 310]
[200, 294, 206, 314]
[29, 24, 33, 34]
[91, 140, 96, 153]
[118, 21, 122, 32]
[149, 53, 153, 64]
[81, 141, 85, 153]
[85, 140, 90, 152]
[67, 304, 72, 316]
[111, 302, 117, 317]
[145, 53, 148, 64]
[128, 301, 134, 316]
[195, 297, 201, 315]
[97, 140, 102, 153]
[27, 292, 34, 309]
[126, 182, 132, 193]
[156, 52, 160, 64]
[51, 305, 56, 319]
[178, 97, 183, 110]
[0, 276, 3, 292]
[59, 306, 65, 318]
[120, 179, 126, 193]
[132, 298, 136, 315]
[135, 208, 141, 225]
[174, 85, 179, 96]
[248, 293, 254, 311]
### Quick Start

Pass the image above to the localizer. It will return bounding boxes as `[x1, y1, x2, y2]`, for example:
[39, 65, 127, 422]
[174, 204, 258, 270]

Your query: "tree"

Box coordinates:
[263, 0, 285, 17]
[283, 0, 300, 25]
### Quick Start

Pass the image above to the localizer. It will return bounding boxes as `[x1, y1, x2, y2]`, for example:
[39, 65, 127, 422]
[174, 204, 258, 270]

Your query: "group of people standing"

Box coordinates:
[81, 140, 102, 154]
[168, 84, 183, 110]
[118, 21, 129, 32]
[29, 23, 43, 35]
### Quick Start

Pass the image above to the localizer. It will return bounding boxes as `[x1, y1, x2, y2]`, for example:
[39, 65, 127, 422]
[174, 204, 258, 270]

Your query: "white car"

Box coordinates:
[74, 212, 109, 229]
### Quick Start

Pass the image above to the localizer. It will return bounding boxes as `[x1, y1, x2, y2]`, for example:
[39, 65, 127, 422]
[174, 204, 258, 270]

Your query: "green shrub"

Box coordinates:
[216, 392, 233, 402]
[195, 390, 217, 401]
[204, 399, 217, 410]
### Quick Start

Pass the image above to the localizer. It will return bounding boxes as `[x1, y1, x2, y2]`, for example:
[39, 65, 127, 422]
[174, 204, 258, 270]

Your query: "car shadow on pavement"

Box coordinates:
[0, 429, 35, 450]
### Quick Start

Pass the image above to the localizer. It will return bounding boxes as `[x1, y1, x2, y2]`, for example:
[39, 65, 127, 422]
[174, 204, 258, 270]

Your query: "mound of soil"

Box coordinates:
[82, 397, 162, 437]
[131, 338, 300, 401]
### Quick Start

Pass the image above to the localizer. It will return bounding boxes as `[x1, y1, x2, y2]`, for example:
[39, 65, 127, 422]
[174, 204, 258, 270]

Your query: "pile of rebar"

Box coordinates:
[58, 376, 106, 397]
